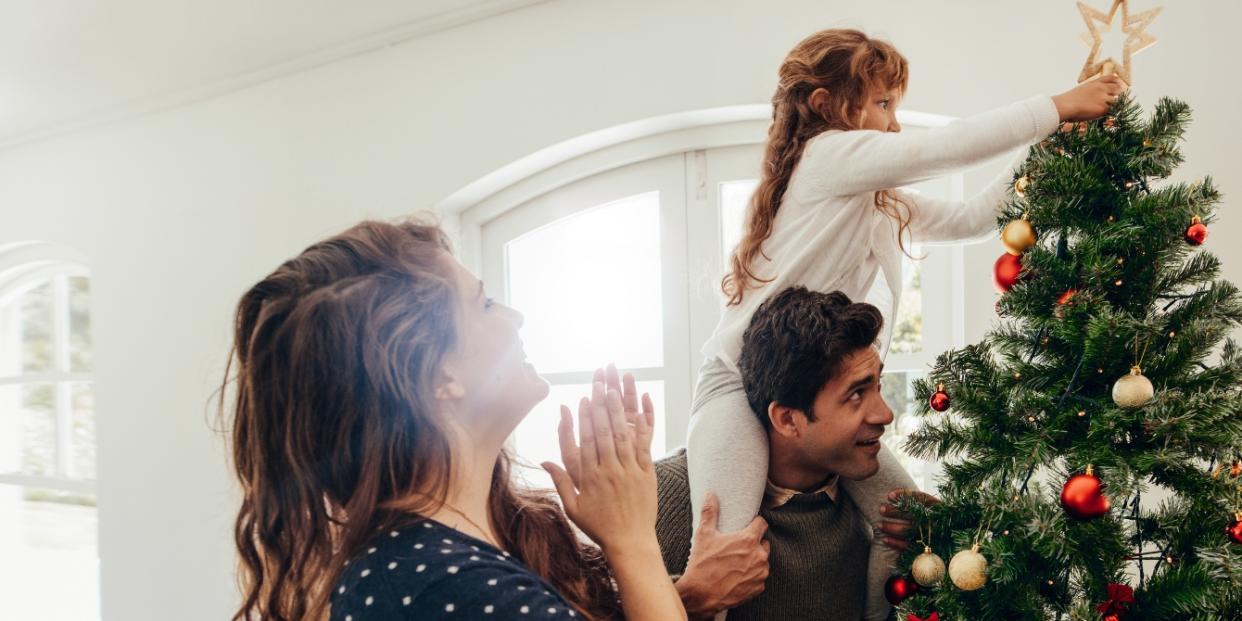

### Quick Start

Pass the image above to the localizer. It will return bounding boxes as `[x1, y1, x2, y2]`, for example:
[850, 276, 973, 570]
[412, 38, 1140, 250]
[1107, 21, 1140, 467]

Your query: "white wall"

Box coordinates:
[0, 1, 1237, 619]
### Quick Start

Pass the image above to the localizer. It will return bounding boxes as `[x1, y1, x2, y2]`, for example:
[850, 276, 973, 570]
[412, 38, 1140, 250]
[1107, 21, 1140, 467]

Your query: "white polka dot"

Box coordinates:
[338, 585, 345, 594]
[368, 547, 377, 554]
[548, 608, 557, 614]
[390, 530, 399, 537]
[442, 549, 453, 554]
[447, 566, 459, 574]
[487, 578, 497, 586]
[446, 603, 456, 612]
[442, 538, 453, 544]
[365, 596, 374, 606]
[569, 611, 576, 617]
[496, 554, 506, 561]
[388, 561, 398, 570]
[471, 545, 479, 551]
[423, 522, 432, 528]
[470, 555, 480, 561]
[414, 543, 424, 549]
[346, 616, 352, 621]
[484, 604, 494, 614]
[360, 569, 371, 578]
[403, 596, 412, 606]
[517, 585, 526, 591]
[520, 605, 530, 614]
[502, 551, 510, 557]
[416, 564, 426, 572]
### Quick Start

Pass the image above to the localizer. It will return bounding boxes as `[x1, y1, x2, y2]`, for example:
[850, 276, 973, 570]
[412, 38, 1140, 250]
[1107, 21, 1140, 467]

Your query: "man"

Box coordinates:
[664, 288, 921, 620]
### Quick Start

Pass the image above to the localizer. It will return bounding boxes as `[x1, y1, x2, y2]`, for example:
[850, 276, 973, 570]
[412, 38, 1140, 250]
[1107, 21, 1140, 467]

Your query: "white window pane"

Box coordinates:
[70, 383, 95, 480]
[69, 277, 92, 373]
[890, 250, 924, 355]
[0, 484, 99, 621]
[0, 384, 56, 476]
[879, 371, 936, 491]
[720, 180, 758, 266]
[19, 282, 54, 375]
[506, 193, 664, 374]
[512, 381, 666, 489]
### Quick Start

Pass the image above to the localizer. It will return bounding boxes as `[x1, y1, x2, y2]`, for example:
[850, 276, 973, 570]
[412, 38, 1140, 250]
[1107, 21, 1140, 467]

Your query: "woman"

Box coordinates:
[223, 218, 685, 620]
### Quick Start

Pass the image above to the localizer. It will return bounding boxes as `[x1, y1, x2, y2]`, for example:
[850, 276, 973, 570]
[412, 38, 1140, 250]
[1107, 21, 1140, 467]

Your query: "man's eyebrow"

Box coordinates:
[844, 374, 877, 394]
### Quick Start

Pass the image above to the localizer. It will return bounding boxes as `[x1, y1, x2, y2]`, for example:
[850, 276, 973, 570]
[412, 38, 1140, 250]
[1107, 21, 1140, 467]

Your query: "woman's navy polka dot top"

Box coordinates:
[330, 519, 582, 620]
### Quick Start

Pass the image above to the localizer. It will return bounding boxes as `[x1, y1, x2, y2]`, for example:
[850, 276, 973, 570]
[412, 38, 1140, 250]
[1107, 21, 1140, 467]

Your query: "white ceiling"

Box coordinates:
[0, 0, 543, 150]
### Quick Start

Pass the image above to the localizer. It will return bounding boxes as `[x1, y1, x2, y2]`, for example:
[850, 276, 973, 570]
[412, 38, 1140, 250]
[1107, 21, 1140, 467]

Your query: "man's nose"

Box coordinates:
[871, 399, 895, 426]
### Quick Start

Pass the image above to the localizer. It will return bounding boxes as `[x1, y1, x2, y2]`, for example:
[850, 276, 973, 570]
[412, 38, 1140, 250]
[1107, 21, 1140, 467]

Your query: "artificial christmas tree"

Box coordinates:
[891, 5, 1242, 618]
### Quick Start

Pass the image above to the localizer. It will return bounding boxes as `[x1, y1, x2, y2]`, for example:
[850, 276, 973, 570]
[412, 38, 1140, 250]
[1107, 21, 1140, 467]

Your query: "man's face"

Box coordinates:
[793, 347, 893, 481]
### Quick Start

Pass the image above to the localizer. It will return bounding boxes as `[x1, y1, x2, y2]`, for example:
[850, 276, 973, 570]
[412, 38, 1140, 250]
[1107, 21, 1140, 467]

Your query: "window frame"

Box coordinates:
[455, 107, 969, 453]
[0, 243, 95, 496]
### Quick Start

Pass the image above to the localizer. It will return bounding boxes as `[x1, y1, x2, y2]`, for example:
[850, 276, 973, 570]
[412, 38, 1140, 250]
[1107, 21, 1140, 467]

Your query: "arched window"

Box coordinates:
[451, 107, 967, 490]
[0, 243, 99, 621]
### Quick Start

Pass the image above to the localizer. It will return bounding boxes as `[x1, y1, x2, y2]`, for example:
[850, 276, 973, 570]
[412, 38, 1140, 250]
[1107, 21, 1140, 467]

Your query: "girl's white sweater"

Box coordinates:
[701, 95, 1061, 369]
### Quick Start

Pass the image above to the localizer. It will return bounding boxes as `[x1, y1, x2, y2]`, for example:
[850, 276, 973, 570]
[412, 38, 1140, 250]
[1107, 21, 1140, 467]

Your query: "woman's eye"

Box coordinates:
[878, 100, 890, 110]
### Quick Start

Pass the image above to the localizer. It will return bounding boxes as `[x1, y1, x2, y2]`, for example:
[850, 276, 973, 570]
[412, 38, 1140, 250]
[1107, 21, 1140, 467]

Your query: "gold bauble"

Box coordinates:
[1001, 218, 1036, 255]
[1112, 365, 1154, 409]
[1014, 176, 1031, 198]
[948, 544, 988, 591]
[912, 547, 946, 586]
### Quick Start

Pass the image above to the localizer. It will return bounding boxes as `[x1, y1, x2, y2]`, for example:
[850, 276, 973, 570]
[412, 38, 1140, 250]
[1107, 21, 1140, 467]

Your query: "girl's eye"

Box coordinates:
[878, 99, 890, 110]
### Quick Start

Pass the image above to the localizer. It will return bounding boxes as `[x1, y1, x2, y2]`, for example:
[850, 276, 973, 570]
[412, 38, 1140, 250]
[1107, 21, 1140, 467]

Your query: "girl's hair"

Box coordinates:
[723, 28, 913, 306]
[223, 219, 620, 621]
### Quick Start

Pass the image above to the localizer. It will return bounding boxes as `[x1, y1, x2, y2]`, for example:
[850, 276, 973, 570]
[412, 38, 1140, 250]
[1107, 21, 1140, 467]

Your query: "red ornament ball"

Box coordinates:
[1061, 470, 1111, 520]
[907, 614, 940, 621]
[993, 252, 1023, 292]
[1228, 514, 1242, 545]
[1186, 217, 1208, 246]
[885, 574, 919, 605]
[929, 384, 951, 412]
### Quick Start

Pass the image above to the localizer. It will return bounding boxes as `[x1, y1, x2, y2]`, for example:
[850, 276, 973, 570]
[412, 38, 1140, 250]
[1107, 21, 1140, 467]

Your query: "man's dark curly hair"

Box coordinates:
[738, 287, 884, 428]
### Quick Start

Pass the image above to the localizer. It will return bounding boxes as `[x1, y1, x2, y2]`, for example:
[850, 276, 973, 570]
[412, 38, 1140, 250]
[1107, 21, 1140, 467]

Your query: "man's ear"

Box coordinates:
[808, 87, 831, 120]
[767, 402, 805, 439]
[434, 364, 467, 402]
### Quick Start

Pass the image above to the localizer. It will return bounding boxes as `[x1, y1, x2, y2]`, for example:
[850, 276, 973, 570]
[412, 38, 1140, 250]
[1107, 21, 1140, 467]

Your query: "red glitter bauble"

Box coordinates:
[1186, 218, 1208, 246]
[1228, 514, 1242, 545]
[1061, 471, 1110, 520]
[993, 253, 1023, 292]
[885, 575, 919, 605]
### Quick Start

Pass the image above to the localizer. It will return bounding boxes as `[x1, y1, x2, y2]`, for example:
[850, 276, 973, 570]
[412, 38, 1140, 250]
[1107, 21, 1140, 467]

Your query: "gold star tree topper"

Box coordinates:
[1077, 0, 1162, 84]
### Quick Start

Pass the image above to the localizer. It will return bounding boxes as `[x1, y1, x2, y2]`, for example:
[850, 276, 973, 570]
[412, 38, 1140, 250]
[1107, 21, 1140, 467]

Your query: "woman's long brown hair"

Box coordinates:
[222, 219, 619, 621]
[723, 28, 913, 306]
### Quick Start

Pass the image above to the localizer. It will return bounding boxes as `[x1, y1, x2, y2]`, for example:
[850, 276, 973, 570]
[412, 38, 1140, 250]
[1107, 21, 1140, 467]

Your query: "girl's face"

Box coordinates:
[859, 87, 902, 133]
[438, 252, 550, 436]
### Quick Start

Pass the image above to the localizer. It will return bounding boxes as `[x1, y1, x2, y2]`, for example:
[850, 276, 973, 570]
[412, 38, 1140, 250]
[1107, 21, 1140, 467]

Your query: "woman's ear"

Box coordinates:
[808, 87, 831, 119]
[435, 365, 467, 402]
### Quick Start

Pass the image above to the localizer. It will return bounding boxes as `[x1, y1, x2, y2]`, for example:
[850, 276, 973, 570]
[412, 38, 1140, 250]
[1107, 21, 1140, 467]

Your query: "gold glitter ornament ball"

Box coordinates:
[1112, 365, 1154, 408]
[948, 544, 988, 591]
[1002, 218, 1036, 255]
[912, 547, 946, 586]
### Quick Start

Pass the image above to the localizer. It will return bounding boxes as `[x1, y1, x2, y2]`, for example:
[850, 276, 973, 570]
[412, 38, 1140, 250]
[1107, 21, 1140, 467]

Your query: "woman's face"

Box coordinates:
[438, 252, 550, 435]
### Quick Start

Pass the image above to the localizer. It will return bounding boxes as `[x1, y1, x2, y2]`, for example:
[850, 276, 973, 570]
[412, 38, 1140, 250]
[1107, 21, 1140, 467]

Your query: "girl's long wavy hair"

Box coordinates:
[723, 28, 913, 306]
[222, 219, 620, 621]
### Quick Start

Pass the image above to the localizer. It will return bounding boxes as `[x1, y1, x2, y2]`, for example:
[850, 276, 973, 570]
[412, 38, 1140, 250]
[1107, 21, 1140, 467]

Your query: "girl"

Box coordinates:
[224, 220, 686, 620]
[687, 28, 1124, 619]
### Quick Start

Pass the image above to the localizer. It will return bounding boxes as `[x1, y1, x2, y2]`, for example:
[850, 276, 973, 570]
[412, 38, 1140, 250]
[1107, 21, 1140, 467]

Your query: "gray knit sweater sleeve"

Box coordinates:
[653, 447, 694, 577]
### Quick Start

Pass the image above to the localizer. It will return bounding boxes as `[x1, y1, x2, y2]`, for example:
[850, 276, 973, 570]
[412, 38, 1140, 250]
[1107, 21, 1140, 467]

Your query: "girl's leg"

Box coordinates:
[686, 388, 768, 535]
[840, 444, 918, 621]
